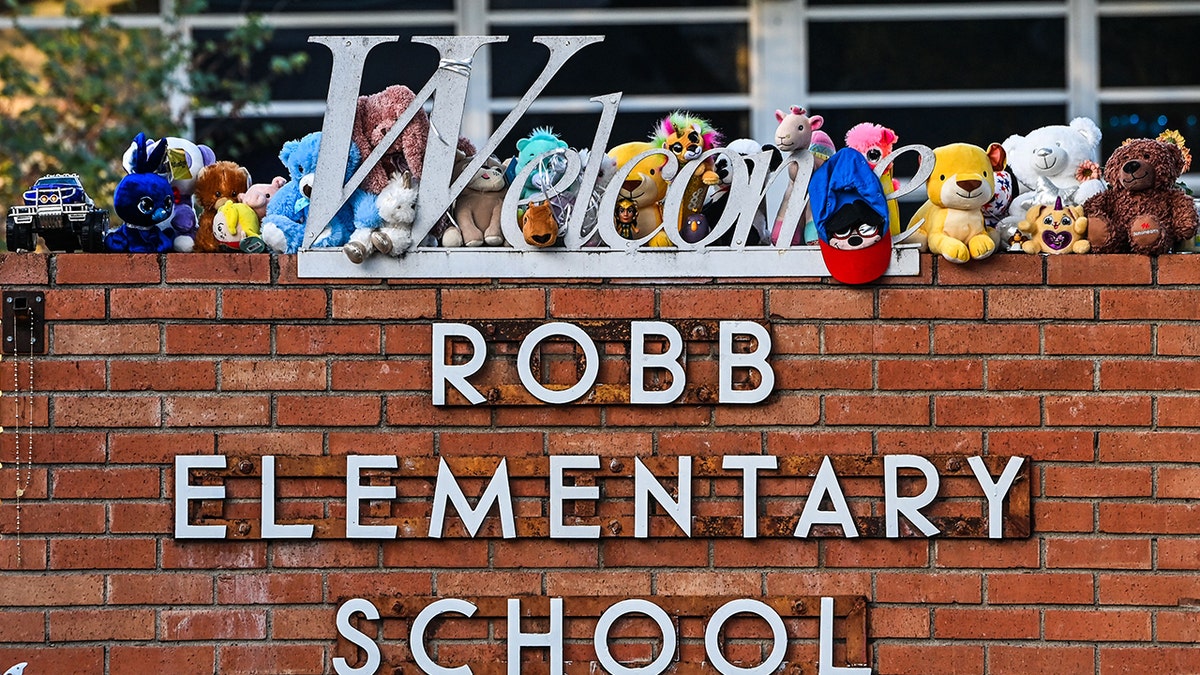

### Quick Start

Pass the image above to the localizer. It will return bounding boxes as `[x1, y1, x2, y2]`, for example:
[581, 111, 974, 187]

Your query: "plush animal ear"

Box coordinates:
[199, 144, 217, 167]
[272, 176, 287, 188]
[516, 138, 530, 152]
[240, 167, 252, 190]
[280, 139, 301, 166]
[131, 133, 149, 172]
[775, 109, 785, 123]
[881, 128, 898, 145]
[1070, 117, 1102, 147]
[987, 143, 1007, 171]
[145, 138, 170, 174]
[809, 115, 824, 131]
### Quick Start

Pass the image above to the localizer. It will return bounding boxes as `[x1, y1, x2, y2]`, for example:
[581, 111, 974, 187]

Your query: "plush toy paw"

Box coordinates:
[261, 219, 289, 253]
[939, 238, 970, 263]
[442, 226, 464, 248]
[1086, 214, 1113, 250]
[967, 232, 997, 260]
[173, 235, 195, 253]
[344, 228, 376, 264]
[372, 227, 412, 256]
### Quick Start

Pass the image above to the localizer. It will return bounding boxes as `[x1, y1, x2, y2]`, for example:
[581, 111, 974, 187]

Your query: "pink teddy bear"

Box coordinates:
[238, 176, 288, 219]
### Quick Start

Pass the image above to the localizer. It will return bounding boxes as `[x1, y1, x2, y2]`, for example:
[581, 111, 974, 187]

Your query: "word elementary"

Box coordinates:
[174, 453, 1026, 541]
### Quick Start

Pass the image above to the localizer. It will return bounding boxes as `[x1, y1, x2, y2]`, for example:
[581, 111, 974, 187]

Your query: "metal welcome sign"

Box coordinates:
[297, 35, 929, 279]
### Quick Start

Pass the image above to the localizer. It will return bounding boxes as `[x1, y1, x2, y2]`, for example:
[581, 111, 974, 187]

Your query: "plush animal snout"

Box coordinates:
[957, 179, 983, 192]
[622, 179, 640, 192]
[1123, 160, 1142, 174]
[1032, 146, 1065, 174]
[300, 173, 315, 199]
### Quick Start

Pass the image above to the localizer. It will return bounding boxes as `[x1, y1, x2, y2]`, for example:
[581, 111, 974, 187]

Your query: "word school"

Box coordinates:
[175, 454, 1026, 541]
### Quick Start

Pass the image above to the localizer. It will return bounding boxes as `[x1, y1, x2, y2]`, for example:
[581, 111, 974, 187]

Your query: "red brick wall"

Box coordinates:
[2, 251, 1199, 675]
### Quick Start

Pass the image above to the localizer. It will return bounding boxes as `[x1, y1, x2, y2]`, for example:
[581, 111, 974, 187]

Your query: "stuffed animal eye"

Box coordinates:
[670, 143, 684, 153]
[856, 223, 878, 236]
[1061, 216, 1072, 226]
[688, 132, 700, 143]
[163, 196, 173, 209]
[866, 148, 882, 162]
[215, 191, 222, 198]
[1043, 216, 1053, 225]
[939, 175, 945, 181]
[649, 169, 656, 175]
[137, 196, 155, 214]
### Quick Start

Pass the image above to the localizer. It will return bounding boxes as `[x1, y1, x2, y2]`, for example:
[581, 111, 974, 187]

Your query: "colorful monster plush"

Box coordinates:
[193, 161, 252, 253]
[260, 131, 380, 254]
[606, 141, 670, 246]
[908, 143, 1001, 263]
[121, 136, 215, 252]
[1018, 198, 1090, 255]
[845, 123, 901, 235]
[651, 112, 722, 231]
[106, 133, 176, 253]
[211, 200, 267, 253]
[506, 128, 570, 201]
[770, 105, 824, 246]
[1083, 135, 1198, 255]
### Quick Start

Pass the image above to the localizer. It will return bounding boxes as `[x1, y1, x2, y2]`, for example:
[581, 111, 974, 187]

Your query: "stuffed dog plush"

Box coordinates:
[908, 143, 1000, 263]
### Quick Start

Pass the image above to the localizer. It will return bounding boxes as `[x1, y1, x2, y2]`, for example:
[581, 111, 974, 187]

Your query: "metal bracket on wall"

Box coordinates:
[3, 291, 46, 355]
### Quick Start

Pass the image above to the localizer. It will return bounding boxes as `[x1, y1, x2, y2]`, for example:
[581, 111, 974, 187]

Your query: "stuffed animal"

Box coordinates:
[809, 148, 893, 285]
[211, 200, 267, 253]
[770, 105, 824, 246]
[193, 161, 252, 253]
[651, 112, 722, 232]
[908, 143, 1000, 263]
[445, 153, 506, 247]
[702, 138, 777, 246]
[351, 85, 431, 194]
[107, 133, 176, 253]
[506, 128, 571, 201]
[1018, 198, 1089, 254]
[121, 136, 215, 252]
[1002, 118, 1106, 213]
[238, 176, 287, 220]
[260, 131, 379, 254]
[1083, 136, 1198, 255]
[371, 171, 419, 256]
[845, 123, 901, 235]
[606, 141, 670, 246]
[522, 199, 559, 247]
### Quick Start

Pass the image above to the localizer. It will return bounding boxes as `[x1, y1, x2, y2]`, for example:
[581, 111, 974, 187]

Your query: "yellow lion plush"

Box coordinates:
[908, 143, 1000, 263]
[1018, 200, 1090, 254]
[607, 141, 671, 247]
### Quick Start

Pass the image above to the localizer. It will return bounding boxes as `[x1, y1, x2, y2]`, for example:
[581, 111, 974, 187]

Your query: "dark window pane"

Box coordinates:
[493, 0, 745, 6]
[110, 0, 161, 13]
[488, 110, 749, 161]
[194, 115, 322, 187]
[1100, 16, 1200, 87]
[810, 19, 1065, 91]
[490, 24, 748, 98]
[812, 0, 1052, 3]
[194, 27, 453, 102]
[200, 0, 451, 11]
[1100, 104, 1200, 159]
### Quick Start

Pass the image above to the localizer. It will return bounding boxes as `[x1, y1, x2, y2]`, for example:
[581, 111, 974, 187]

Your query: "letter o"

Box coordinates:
[594, 599, 677, 675]
[517, 323, 599, 404]
[704, 599, 787, 675]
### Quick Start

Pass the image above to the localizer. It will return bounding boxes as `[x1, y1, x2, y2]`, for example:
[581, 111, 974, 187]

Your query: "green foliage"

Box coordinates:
[0, 0, 307, 250]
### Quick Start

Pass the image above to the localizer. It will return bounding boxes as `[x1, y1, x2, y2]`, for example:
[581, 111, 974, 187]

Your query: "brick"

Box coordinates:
[935, 539, 1039, 569]
[938, 252, 1043, 285]
[0, 574, 103, 605]
[988, 572, 1094, 604]
[546, 571, 652, 596]
[879, 288, 982, 319]
[111, 359, 218, 391]
[110, 502, 172, 533]
[771, 357, 874, 390]
[934, 323, 1038, 355]
[934, 395, 1040, 427]
[1099, 503, 1200, 535]
[1157, 253, 1200, 284]
[108, 431, 214, 463]
[548, 288, 655, 318]
[223, 288, 327, 319]
[770, 288, 873, 320]
[165, 323, 271, 355]
[1038, 500, 1098, 534]
[1048, 253, 1152, 285]
[271, 608, 332, 640]
[825, 540, 929, 568]
[661, 288, 763, 319]
[223, 359, 327, 390]
[160, 541, 266, 570]
[218, 431, 324, 457]
[1157, 610, 1200, 642]
[1158, 324, 1200, 355]
[604, 539, 709, 567]
[386, 394, 491, 427]
[1100, 647, 1200, 675]
[767, 430, 872, 455]
[0, 431, 104, 464]
[1045, 323, 1152, 355]
[1045, 395, 1151, 427]
[493, 540, 600, 568]
[714, 393, 819, 426]
[988, 645, 1095, 675]
[876, 429, 982, 454]
[877, 358, 982, 390]
[712, 539, 818, 567]
[162, 608, 267, 640]
[0, 610, 45, 642]
[656, 571, 760, 596]
[875, 572, 981, 603]
[383, 539, 490, 568]
[658, 430, 758, 455]
[276, 394, 380, 426]
[0, 502, 103, 534]
[218, 644, 324, 674]
[50, 538, 156, 570]
[110, 288, 216, 318]
[825, 394, 929, 426]
[439, 431, 543, 456]
[867, 606, 929, 639]
[54, 395, 161, 428]
[1103, 360, 1200, 391]
[49, 608, 155, 641]
[53, 466, 159, 499]
[0, 392, 47, 427]
[1158, 395, 1200, 427]
[1099, 431, 1197, 462]
[607, 405, 707, 427]
[276, 324, 381, 354]
[988, 287, 1094, 319]
[272, 541, 377, 568]
[934, 607, 1038, 639]
[164, 394, 270, 427]
[331, 288, 438, 319]
[1045, 537, 1151, 569]
[385, 323, 433, 355]
[772, 324, 820, 354]
[988, 359, 1095, 391]
[442, 288, 545, 319]
[109, 646, 216, 674]
[331, 359, 425, 391]
[165, 253, 270, 283]
[0, 538, 48, 570]
[1158, 467, 1200, 498]
[55, 253, 159, 284]
[0, 252, 49, 283]
[822, 323, 929, 354]
[54, 323, 159, 354]
[43, 288, 106, 320]
[1044, 609, 1150, 641]
[7, 359, 106, 391]
[765, 571, 871, 596]
[874, 644, 983, 675]
[0, 647, 104, 674]
[1043, 466, 1151, 497]
[1100, 289, 1200, 320]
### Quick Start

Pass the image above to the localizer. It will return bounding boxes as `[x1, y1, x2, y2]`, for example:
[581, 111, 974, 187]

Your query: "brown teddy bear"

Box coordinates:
[1083, 137, 1198, 254]
[193, 161, 251, 253]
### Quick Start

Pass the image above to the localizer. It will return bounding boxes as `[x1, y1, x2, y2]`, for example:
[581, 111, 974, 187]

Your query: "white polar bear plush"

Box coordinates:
[1002, 117, 1107, 213]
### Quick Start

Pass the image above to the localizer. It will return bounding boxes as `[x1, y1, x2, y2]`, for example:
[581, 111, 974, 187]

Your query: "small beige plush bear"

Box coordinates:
[1018, 198, 1090, 254]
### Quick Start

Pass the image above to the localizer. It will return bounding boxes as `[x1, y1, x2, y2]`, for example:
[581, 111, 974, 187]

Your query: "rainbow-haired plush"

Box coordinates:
[650, 112, 724, 237]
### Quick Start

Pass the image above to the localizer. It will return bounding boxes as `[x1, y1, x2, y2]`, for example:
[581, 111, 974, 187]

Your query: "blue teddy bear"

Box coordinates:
[261, 131, 380, 253]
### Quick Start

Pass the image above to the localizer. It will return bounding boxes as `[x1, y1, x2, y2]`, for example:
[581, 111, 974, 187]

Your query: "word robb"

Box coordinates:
[174, 454, 1026, 540]
[434, 321, 773, 405]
